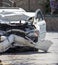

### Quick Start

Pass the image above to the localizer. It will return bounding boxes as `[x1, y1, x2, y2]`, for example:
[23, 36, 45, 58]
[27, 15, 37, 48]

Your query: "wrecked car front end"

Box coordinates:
[0, 8, 52, 53]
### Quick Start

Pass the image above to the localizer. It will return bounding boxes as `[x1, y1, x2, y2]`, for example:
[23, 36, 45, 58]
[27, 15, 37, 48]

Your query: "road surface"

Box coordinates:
[0, 32, 58, 65]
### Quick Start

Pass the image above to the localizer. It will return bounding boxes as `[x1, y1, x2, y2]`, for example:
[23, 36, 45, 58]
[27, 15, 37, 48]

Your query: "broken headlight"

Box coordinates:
[26, 30, 39, 42]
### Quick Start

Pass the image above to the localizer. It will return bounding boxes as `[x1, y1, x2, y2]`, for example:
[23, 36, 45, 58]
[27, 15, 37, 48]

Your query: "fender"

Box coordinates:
[13, 35, 35, 47]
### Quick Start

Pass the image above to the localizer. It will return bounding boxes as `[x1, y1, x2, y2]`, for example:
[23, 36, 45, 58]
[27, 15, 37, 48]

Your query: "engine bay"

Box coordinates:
[0, 20, 38, 43]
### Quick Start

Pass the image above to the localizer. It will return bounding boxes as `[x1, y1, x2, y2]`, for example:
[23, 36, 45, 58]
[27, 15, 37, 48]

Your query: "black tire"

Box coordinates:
[44, 50, 47, 53]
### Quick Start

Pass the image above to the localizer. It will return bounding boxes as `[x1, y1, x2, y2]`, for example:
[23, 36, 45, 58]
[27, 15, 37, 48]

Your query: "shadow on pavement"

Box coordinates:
[0, 46, 50, 55]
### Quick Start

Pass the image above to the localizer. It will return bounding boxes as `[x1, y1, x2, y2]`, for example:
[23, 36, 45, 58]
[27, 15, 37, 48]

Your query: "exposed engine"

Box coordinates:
[0, 21, 38, 43]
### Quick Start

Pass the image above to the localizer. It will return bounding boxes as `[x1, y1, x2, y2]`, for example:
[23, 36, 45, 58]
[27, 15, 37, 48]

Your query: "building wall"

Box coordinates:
[0, 0, 47, 12]
[45, 16, 58, 31]
[30, 0, 47, 12]
[16, 0, 47, 12]
[2, 0, 12, 7]
[0, 0, 3, 6]
[16, 0, 29, 11]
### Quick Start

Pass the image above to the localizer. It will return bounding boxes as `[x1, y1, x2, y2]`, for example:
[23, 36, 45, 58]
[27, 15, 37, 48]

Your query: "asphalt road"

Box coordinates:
[0, 32, 58, 65]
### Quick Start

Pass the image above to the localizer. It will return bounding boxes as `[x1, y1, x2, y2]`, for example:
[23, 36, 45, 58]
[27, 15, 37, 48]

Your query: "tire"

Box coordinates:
[44, 50, 47, 53]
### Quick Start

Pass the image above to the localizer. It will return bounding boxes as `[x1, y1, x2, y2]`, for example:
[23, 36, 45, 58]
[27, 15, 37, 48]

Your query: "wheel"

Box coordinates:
[44, 50, 47, 53]
[34, 48, 38, 51]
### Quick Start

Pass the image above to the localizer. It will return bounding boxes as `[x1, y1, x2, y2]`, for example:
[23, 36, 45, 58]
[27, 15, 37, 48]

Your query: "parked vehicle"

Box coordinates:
[0, 8, 53, 53]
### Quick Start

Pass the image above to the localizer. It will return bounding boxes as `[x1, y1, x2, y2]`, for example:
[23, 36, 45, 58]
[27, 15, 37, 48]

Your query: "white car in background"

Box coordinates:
[0, 8, 53, 53]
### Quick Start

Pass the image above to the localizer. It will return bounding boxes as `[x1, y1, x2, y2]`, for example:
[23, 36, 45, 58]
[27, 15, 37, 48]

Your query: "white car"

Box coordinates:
[0, 8, 53, 53]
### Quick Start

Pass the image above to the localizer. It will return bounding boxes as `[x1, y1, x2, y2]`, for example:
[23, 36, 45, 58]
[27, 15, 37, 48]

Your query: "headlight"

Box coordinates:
[27, 30, 39, 37]
[27, 30, 39, 42]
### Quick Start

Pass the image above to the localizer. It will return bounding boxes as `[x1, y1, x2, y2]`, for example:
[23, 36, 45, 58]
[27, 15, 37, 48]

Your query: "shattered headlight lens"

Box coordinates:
[27, 30, 39, 42]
